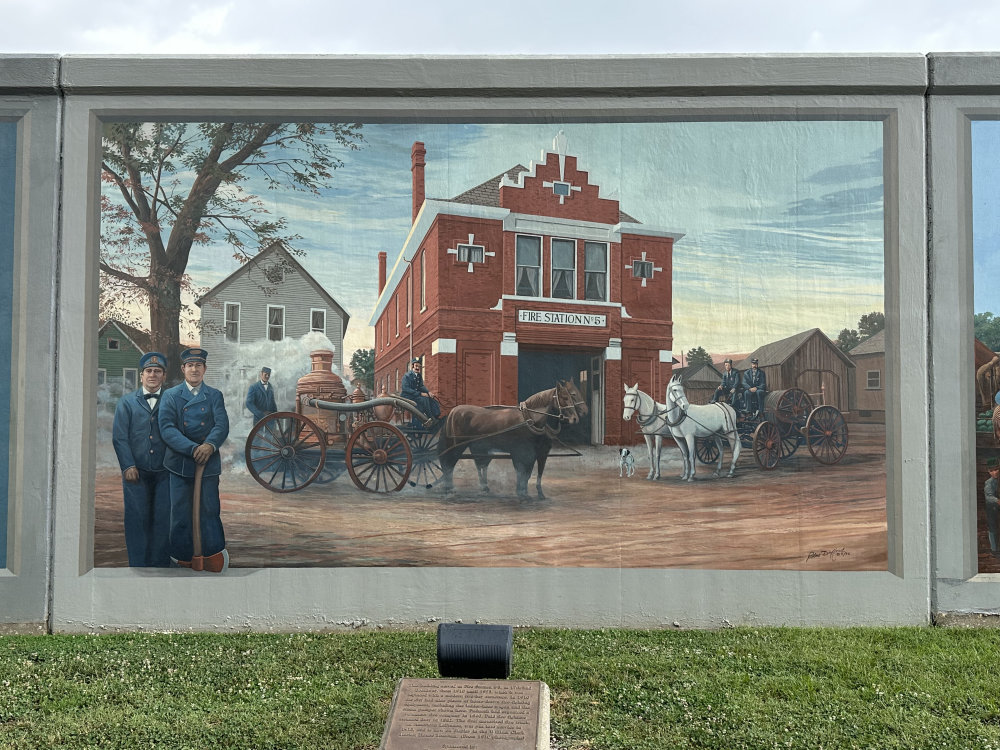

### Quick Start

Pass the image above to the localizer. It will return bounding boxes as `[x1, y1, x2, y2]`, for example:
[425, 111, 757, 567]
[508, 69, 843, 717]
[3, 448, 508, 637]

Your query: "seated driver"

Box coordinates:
[742, 357, 767, 417]
[400, 358, 441, 425]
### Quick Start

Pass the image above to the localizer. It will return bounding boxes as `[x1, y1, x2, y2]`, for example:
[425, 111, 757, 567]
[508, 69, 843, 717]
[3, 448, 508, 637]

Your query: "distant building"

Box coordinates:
[848, 329, 885, 422]
[736, 328, 855, 413]
[97, 319, 151, 391]
[197, 242, 350, 386]
[369, 134, 683, 445]
[671, 362, 723, 405]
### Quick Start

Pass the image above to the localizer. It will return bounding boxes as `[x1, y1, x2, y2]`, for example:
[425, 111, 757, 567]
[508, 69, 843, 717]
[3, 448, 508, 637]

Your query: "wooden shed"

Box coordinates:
[671, 362, 723, 405]
[848, 329, 885, 422]
[735, 328, 855, 413]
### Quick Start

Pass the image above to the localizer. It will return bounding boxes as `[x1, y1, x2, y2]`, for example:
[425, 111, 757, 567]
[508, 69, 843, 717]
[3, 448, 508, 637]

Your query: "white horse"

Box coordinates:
[622, 377, 741, 481]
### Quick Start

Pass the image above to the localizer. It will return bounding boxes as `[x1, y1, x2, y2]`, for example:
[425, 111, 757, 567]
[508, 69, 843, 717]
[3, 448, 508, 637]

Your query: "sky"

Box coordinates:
[973, 121, 1000, 314]
[2, 0, 1000, 54]
[103, 121, 884, 360]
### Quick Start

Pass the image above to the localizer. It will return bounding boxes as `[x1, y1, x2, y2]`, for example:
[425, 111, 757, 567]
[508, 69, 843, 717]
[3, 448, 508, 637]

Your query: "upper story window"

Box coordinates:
[225, 303, 240, 342]
[107, 338, 120, 350]
[420, 251, 426, 311]
[585, 242, 608, 301]
[310, 309, 326, 335]
[516, 235, 542, 297]
[457, 244, 485, 264]
[866, 370, 881, 390]
[551, 238, 576, 299]
[267, 305, 285, 341]
[551, 181, 572, 197]
[632, 259, 654, 279]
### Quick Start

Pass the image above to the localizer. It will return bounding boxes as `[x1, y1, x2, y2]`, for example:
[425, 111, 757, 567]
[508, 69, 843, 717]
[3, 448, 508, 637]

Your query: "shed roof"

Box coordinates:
[849, 329, 885, 356]
[735, 328, 855, 370]
[98, 319, 151, 353]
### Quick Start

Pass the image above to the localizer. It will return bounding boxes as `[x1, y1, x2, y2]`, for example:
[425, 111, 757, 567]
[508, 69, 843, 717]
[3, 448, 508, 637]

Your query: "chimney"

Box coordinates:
[411, 141, 426, 224]
[378, 251, 387, 294]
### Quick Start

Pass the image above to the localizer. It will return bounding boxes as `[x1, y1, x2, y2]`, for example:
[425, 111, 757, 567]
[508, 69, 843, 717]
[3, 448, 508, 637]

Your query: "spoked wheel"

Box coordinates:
[405, 426, 443, 488]
[767, 388, 814, 429]
[778, 421, 800, 459]
[695, 437, 721, 465]
[752, 420, 782, 470]
[805, 406, 849, 465]
[346, 421, 412, 493]
[245, 412, 326, 493]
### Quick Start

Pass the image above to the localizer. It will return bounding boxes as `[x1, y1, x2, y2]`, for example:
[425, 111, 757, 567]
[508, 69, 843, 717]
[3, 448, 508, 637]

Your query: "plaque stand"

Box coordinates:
[380, 678, 550, 750]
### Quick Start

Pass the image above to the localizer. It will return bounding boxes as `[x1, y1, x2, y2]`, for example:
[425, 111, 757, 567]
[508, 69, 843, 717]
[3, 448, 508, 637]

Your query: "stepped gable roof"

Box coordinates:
[849, 329, 885, 356]
[735, 327, 854, 370]
[442, 164, 640, 224]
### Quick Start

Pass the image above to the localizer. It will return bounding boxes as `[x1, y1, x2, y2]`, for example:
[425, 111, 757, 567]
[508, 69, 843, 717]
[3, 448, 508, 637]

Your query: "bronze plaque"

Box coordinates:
[381, 678, 549, 750]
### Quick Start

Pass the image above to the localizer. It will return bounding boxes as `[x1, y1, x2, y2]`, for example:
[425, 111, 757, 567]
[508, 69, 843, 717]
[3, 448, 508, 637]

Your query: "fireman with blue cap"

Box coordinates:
[112, 351, 170, 566]
[158, 347, 231, 572]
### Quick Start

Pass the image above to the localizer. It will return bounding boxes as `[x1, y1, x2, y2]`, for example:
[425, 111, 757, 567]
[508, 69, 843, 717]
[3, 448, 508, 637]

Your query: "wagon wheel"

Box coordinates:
[406, 427, 443, 488]
[245, 412, 326, 493]
[737, 416, 757, 449]
[805, 406, 849, 465]
[752, 420, 782, 470]
[346, 421, 412, 493]
[777, 421, 800, 458]
[695, 437, 721, 465]
[768, 388, 814, 427]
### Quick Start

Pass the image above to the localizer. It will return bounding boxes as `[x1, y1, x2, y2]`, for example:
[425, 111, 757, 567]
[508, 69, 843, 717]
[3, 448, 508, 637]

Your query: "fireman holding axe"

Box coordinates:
[159, 347, 231, 572]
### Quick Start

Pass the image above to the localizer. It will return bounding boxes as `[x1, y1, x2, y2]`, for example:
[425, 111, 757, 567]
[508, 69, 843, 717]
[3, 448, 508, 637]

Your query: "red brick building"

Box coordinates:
[369, 134, 682, 445]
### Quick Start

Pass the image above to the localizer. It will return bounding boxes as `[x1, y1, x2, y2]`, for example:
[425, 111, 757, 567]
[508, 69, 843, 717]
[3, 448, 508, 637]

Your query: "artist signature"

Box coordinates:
[806, 548, 850, 560]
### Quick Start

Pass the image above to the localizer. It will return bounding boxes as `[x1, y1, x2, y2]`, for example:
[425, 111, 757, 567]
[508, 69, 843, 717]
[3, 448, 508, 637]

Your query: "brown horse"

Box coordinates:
[438, 379, 588, 499]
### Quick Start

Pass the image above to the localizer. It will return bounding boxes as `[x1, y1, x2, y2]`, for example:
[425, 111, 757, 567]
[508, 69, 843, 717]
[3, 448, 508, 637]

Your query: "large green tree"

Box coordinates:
[100, 121, 364, 380]
[975, 312, 1000, 352]
[349, 348, 375, 392]
[685, 346, 713, 368]
[858, 311, 885, 340]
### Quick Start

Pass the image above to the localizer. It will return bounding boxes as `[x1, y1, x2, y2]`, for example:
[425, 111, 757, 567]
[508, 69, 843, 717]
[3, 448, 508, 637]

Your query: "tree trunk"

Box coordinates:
[148, 276, 184, 385]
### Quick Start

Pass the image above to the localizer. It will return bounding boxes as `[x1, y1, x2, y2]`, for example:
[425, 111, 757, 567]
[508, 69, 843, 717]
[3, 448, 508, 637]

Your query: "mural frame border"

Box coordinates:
[0, 56, 60, 632]
[53, 55, 928, 631]
[928, 53, 1000, 615]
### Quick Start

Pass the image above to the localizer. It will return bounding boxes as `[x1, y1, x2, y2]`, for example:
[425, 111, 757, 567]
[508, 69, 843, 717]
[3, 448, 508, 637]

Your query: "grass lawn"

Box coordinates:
[2, 627, 1000, 749]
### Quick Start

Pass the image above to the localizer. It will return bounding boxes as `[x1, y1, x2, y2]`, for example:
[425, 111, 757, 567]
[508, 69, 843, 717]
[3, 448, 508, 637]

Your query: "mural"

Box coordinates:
[94, 120, 887, 571]
[972, 119, 1000, 573]
[0, 121, 15, 569]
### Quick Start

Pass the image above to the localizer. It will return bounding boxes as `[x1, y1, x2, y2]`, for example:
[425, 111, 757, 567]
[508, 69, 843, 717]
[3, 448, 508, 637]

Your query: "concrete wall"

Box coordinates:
[0, 52, 992, 631]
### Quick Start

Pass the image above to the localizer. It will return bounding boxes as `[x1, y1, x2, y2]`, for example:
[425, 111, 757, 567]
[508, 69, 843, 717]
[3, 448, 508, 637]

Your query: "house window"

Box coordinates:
[225, 303, 240, 343]
[122, 368, 138, 392]
[516, 235, 542, 297]
[457, 244, 485, 264]
[551, 238, 576, 299]
[420, 251, 426, 311]
[97, 369, 106, 386]
[866, 370, 881, 390]
[107, 338, 120, 350]
[395, 368, 400, 392]
[632, 259, 654, 279]
[267, 305, 285, 341]
[310, 309, 326, 335]
[585, 242, 608, 301]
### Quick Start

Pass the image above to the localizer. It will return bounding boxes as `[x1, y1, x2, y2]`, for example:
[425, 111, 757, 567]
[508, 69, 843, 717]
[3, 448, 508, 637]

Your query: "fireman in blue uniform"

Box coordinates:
[245, 366, 277, 424]
[159, 347, 230, 571]
[112, 351, 170, 567]
[742, 357, 768, 417]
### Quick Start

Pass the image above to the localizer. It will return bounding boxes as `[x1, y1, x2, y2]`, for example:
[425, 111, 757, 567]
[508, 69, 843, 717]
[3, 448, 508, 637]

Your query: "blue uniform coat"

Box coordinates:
[742, 367, 768, 413]
[158, 381, 230, 561]
[401, 369, 441, 418]
[111, 388, 170, 566]
[245, 380, 277, 423]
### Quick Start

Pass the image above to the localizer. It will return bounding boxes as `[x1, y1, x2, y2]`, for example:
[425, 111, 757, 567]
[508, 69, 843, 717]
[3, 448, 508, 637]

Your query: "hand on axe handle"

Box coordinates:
[193, 443, 215, 465]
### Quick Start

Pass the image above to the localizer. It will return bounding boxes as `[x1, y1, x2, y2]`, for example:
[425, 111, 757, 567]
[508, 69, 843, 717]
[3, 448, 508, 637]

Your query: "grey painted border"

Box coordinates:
[51, 56, 929, 631]
[0, 56, 61, 631]
[928, 53, 1000, 614]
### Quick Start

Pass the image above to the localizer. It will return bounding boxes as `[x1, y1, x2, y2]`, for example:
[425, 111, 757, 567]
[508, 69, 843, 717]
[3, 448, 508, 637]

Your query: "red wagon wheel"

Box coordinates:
[346, 421, 412, 493]
[805, 406, 849, 465]
[752, 420, 782, 470]
[245, 412, 326, 493]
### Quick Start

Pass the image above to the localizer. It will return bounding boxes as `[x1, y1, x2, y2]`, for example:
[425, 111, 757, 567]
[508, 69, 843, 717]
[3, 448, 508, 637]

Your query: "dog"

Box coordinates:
[618, 448, 636, 478]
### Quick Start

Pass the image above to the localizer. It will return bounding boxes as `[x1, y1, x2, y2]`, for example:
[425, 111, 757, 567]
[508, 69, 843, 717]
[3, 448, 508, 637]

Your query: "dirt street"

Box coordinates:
[94, 424, 888, 570]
